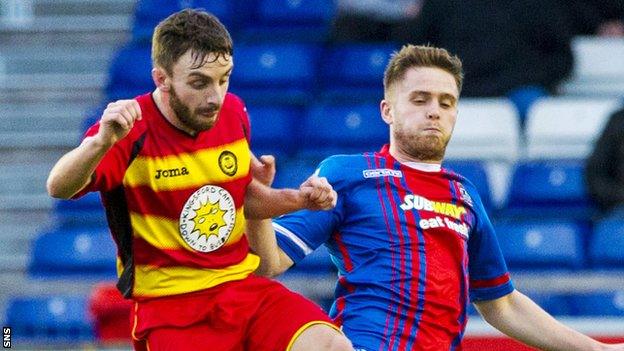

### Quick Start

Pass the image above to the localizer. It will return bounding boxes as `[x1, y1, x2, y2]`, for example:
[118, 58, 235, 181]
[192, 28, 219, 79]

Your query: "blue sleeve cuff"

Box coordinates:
[469, 281, 515, 302]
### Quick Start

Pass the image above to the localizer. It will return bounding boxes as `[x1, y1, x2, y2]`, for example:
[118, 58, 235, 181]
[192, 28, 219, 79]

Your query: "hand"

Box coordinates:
[95, 99, 142, 146]
[299, 176, 337, 211]
[251, 154, 276, 186]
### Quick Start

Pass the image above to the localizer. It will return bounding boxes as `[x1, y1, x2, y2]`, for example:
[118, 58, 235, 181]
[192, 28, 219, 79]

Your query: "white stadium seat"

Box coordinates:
[561, 36, 624, 97]
[446, 98, 520, 163]
[525, 97, 622, 159]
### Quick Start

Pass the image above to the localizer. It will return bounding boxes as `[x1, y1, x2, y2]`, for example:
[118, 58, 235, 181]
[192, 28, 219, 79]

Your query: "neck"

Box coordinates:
[153, 89, 196, 136]
[389, 143, 442, 165]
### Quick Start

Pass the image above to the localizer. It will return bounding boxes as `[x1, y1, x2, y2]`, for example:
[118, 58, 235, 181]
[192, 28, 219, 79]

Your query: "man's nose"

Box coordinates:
[205, 84, 223, 104]
[426, 104, 441, 119]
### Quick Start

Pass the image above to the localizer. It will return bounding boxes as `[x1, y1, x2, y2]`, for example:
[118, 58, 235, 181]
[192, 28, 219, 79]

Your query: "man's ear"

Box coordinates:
[152, 67, 170, 92]
[380, 99, 393, 125]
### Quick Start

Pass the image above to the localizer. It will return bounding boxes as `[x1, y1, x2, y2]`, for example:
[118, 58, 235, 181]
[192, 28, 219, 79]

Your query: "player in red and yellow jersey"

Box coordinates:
[46, 9, 352, 351]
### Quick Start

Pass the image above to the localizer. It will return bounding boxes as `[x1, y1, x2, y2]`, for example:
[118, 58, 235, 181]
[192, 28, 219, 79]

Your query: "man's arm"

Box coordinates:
[474, 290, 624, 351]
[246, 219, 294, 277]
[47, 100, 141, 199]
[243, 155, 336, 219]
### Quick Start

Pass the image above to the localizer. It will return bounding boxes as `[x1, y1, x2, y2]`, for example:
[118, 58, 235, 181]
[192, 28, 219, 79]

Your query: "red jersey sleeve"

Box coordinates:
[73, 121, 144, 198]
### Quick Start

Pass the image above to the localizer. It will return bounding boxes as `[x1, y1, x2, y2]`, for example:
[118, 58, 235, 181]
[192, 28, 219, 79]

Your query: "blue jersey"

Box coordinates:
[274, 146, 513, 351]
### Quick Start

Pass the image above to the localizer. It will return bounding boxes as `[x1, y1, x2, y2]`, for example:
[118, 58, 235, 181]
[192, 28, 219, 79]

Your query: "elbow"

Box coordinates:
[46, 176, 72, 199]
[255, 263, 282, 278]
[256, 259, 287, 278]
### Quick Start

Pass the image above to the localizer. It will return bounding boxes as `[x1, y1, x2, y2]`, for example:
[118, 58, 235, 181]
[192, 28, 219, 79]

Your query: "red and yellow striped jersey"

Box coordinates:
[79, 92, 257, 300]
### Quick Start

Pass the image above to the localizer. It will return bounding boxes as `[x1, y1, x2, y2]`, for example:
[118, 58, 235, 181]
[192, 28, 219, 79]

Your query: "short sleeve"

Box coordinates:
[73, 122, 138, 198]
[466, 181, 514, 302]
[274, 156, 348, 263]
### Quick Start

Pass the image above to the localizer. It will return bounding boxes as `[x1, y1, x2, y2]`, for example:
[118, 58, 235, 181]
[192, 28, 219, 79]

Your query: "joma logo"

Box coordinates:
[155, 167, 189, 179]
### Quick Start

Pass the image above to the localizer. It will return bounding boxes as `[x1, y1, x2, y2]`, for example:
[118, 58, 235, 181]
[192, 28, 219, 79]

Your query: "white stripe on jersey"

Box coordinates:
[273, 222, 313, 255]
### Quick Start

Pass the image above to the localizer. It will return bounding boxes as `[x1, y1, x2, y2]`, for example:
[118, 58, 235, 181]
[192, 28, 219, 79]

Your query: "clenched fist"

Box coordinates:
[95, 99, 142, 146]
[300, 175, 337, 211]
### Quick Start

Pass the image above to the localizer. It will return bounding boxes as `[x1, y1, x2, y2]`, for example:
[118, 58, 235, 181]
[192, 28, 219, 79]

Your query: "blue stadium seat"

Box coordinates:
[230, 43, 320, 105]
[569, 291, 624, 316]
[247, 105, 301, 159]
[299, 102, 387, 158]
[273, 158, 320, 189]
[494, 220, 586, 270]
[502, 159, 596, 220]
[589, 219, 624, 268]
[320, 43, 397, 102]
[131, 0, 236, 43]
[54, 192, 107, 229]
[105, 41, 153, 101]
[237, 0, 335, 42]
[443, 160, 493, 211]
[6, 296, 94, 342]
[29, 228, 117, 279]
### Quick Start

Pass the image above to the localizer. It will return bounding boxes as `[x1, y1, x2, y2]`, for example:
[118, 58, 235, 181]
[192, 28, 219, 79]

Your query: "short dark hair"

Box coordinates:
[383, 44, 464, 97]
[152, 9, 233, 75]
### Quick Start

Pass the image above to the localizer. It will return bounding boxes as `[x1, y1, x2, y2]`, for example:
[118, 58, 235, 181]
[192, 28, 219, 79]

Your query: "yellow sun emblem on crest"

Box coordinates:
[192, 200, 227, 240]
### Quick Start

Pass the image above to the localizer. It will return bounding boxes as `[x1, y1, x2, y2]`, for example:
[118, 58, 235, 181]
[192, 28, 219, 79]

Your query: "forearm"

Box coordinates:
[244, 180, 306, 219]
[475, 290, 603, 351]
[246, 219, 290, 277]
[46, 136, 111, 199]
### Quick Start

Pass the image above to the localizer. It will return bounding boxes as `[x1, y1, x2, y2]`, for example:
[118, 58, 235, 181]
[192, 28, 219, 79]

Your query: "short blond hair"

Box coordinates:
[383, 44, 463, 98]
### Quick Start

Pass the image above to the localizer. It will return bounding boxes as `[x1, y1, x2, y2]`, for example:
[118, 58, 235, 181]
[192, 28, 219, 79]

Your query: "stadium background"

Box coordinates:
[0, 0, 623, 350]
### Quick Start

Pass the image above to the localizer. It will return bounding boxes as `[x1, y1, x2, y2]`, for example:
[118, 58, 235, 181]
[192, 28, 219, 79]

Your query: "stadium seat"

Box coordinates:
[29, 228, 117, 279]
[273, 158, 320, 189]
[229, 43, 320, 105]
[561, 36, 624, 97]
[446, 98, 520, 163]
[247, 105, 301, 159]
[131, 0, 236, 43]
[53, 192, 107, 229]
[299, 102, 388, 158]
[494, 220, 586, 270]
[502, 159, 595, 220]
[443, 160, 493, 211]
[320, 43, 397, 102]
[105, 41, 153, 101]
[525, 97, 622, 159]
[237, 0, 335, 42]
[589, 219, 624, 268]
[569, 291, 624, 316]
[6, 296, 94, 342]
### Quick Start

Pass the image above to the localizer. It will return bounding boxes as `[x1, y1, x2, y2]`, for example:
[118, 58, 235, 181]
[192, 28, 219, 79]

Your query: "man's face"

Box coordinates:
[167, 50, 233, 133]
[381, 67, 459, 162]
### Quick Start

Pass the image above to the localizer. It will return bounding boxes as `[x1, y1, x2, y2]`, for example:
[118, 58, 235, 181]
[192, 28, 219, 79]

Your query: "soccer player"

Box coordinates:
[247, 44, 624, 350]
[46, 9, 351, 351]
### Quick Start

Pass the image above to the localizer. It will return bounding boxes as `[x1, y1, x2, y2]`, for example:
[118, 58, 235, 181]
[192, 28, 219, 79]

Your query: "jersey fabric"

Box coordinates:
[78, 92, 257, 300]
[274, 145, 514, 351]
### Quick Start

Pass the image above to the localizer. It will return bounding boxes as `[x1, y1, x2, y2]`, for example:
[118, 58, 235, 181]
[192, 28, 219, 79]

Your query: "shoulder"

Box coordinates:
[317, 153, 377, 183]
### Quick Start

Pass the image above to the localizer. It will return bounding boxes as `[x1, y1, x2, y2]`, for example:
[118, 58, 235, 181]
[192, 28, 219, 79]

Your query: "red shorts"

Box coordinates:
[131, 275, 338, 351]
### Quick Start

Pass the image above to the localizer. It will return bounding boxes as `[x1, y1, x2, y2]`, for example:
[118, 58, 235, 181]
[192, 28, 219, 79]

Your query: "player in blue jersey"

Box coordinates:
[247, 44, 624, 351]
